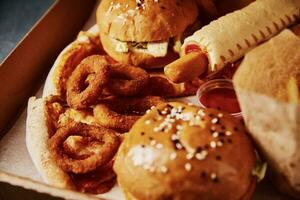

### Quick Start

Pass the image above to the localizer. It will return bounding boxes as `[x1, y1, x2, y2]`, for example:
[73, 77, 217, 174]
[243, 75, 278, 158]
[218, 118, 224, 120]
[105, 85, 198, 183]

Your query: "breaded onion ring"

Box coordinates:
[71, 161, 116, 194]
[93, 96, 165, 132]
[49, 122, 120, 174]
[66, 55, 110, 109]
[107, 63, 149, 96]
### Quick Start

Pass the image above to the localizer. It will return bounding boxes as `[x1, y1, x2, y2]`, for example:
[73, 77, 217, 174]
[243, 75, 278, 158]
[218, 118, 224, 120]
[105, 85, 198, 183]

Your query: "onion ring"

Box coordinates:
[107, 63, 149, 96]
[66, 55, 110, 109]
[44, 95, 68, 137]
[93, 96, 165, 132]
[49, 122, 120, 174]
[71, 161, 116, 194]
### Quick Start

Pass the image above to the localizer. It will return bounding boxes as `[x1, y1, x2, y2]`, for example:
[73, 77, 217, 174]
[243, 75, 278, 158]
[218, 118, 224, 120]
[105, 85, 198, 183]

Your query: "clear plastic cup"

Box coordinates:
[196, 79, 242, 118]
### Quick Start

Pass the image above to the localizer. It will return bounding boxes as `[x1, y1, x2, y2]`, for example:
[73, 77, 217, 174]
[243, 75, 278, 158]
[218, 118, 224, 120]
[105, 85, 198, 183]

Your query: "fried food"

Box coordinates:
[94, 96, 165, 132]
[71, 161, 116, 194]
[66, 55, 110, 109]
[44, 95, 68, 137]
[107, 63, 150, 96]
[49, 122, 120, 174]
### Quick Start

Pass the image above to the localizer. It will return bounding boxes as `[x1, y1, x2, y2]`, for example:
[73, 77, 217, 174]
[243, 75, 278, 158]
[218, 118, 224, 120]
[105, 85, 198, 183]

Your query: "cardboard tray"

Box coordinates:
[0, 0, 296, 199]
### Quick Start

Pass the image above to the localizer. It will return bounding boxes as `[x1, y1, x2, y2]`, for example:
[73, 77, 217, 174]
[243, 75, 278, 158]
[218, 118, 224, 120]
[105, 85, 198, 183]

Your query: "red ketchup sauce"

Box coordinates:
[199, 87, 241, 114]
[185, 44, 201, 54]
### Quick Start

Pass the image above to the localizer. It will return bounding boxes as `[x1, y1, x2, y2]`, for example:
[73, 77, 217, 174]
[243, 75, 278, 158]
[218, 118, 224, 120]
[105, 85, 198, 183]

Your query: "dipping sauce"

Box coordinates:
[197, 79, 242, 117]
[199, 88, 241, 113]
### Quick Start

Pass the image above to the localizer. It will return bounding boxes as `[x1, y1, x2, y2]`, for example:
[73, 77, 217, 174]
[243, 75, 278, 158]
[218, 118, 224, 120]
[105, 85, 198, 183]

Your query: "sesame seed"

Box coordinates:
[151, 106, 156, 110]
[188, 102, 195, 106]
[217, 141, 223, 147]
[217, 113, 223, 118]
[186, 153, 194, 160]
[160, 166, 168, 173]
[197, 109, 205, 116]
[211, 118, 219, 124]
[169, 152, 177, 160]
[162, 110, 167, 115]
[171, 134, 179, 141]
[156, 143, 163, 149]
[185, 163, 192, 171]
[211, 126, 216, 131]
[211, 173, 217, 180]
[195, 153, 205, 160]
[145, 120, 151, 125]
[176, 143, 183, 149]
[225, 131, 232, 136]
[154, 127, 160, 132]
[212, 132, 219, 138]
[210, 141, 217, 148]
[150, 140, 157, 146]
[195, 150, 208, 160]
[146, 109, 151, 114]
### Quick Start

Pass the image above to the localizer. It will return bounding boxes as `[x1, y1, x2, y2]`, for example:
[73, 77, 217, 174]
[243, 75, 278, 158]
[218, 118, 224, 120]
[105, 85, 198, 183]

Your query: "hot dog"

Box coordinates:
[165, 0, 300, 83]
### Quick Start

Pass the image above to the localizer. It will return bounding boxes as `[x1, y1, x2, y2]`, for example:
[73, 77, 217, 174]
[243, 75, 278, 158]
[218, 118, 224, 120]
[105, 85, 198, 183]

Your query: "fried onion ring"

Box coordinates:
[107, 63, 149, 96]
[93, 96, 165, 132]
[49, 122, 120, 174]
[66, 55, 110, 109]
[71, 161, 116, 194]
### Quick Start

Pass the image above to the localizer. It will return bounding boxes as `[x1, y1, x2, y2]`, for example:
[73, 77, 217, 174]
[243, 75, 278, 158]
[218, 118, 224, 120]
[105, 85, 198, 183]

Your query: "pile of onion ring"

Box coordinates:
[66, 55, 151, 109]
[49, 122, 121, 174]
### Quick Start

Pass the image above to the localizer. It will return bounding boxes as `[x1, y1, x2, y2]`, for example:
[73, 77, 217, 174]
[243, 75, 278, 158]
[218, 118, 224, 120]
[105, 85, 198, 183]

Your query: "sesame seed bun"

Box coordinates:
[96, 0, 199, 68]
[114, 102, 256, 200]
[97, 0, 199, 42]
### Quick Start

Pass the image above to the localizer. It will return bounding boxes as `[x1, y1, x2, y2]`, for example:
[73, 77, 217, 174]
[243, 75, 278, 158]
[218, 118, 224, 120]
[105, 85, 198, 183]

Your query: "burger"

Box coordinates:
[114, 102, 257, 200]
[97, 0, 200, 68]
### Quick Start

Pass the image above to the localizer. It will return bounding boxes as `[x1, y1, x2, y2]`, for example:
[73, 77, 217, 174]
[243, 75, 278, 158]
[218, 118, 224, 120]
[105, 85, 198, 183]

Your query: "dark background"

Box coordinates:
[0, 0, 54, 62]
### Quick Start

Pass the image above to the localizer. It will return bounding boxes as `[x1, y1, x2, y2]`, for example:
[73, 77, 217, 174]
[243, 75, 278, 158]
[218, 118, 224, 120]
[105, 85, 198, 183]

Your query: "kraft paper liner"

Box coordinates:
[234, 30, 300, 197]
[183, 0, 300, 72]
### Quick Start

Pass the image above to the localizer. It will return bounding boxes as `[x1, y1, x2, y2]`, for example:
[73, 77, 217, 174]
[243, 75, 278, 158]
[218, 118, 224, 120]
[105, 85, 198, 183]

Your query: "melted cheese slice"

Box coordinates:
[110, 36, 169, 57]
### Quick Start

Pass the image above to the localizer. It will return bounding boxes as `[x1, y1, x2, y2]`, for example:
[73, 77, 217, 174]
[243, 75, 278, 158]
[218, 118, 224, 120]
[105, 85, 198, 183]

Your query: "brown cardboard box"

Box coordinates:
[0, 0, 104, 199]
[0, 0, 296, 200]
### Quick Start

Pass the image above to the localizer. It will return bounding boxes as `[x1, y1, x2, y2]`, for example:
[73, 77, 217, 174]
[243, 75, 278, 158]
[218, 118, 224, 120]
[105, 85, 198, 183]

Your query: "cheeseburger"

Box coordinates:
[97, 0, 200, 68]
[114, 102, 257, 200]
